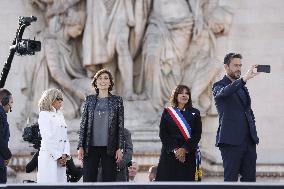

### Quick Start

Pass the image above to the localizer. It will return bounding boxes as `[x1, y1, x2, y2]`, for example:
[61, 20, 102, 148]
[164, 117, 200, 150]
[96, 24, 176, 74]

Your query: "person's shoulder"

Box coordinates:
[84, 95, 97, 104]
[189, 107, 201, 116]
[39, 111, 53, 118]
[213, 77, 228, 91]
[124, 128, 131, 136]
[0, 106, 5, 115]
[161, 107, 171, 116]
[111, 94, 122, 99]
[111, 95, 123, 102]
[213, 78, 225, 86]
[86, 94, 96, 100]
[39, 111, 50, 115]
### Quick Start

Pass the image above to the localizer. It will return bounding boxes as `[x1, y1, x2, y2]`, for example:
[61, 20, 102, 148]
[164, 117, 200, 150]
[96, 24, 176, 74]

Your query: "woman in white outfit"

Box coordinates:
[37, 88, 70, 183]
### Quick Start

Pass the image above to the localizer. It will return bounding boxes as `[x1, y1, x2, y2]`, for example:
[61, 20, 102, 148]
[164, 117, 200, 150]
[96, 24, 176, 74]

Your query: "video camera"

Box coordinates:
[15, 16, 41, 56]
[16, 39, 41, 56]
[0, 15, 42, 88]
[22, 122, 41, 150]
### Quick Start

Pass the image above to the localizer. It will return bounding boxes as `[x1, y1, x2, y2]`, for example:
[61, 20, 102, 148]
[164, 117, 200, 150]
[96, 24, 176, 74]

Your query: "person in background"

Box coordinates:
[148, 165, 157, 182]
[37, 88, 70, 183]
[128, 160, 139, 182]
[0, 89, 13, 184]
[155, 85, 202, 181]
[78, 69, 124, 182]
[97, 128, 133, 182]
[116, 128, 133, 181]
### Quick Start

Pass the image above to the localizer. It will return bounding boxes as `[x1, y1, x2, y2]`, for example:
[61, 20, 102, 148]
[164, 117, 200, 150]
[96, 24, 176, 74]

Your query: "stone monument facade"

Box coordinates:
[0, 0, 284, 182]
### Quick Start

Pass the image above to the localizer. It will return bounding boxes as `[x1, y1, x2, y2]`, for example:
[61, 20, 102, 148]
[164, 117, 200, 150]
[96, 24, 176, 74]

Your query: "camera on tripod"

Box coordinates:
[15, 16, 41, 56]
[16, 39, 41, 56]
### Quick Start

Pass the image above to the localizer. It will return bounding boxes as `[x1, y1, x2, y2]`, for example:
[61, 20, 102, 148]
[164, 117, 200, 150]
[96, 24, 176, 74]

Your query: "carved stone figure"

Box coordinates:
[22, 0, 91, 121]
[182, 3, 233, 116]
[82, 0, 151, 100]
[141, 0, 232, 114]
[142, 0, 197, 109]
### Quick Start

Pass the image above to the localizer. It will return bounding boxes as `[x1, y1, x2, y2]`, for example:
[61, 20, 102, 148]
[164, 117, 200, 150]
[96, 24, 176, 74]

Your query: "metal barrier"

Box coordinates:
[3, 182, 284, 189]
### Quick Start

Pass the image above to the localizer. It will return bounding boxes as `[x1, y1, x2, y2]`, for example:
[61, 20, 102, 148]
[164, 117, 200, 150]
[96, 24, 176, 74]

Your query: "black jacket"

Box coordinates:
[212, 76, 259, 146]
[159, 107, 202, 154]
[78, 94, 124, 156]
[156, 106, 202, 181]
[0, 106, 12, 168]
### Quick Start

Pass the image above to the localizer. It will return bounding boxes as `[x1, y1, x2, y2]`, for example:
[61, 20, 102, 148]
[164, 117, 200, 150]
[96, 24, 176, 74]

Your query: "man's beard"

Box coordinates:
[228, 71, 241, 80]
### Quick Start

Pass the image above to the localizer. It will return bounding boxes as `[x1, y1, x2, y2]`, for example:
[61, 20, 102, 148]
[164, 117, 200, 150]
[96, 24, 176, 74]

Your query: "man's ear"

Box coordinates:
[224, 64, 229, 70]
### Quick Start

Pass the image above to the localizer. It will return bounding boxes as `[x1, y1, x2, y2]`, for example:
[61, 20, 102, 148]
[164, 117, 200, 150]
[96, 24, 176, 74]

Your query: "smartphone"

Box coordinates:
[257, 65, 270, 73]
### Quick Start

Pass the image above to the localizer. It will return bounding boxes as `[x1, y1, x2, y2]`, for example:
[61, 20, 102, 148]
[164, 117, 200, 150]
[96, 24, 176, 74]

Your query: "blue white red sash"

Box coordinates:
[166, 106, 192, 141]
[166, 106, 202, 181]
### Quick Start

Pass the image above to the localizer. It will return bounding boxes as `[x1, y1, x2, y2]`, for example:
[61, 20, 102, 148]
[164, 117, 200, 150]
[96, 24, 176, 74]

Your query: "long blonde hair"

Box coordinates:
[38, 88, 63, 112]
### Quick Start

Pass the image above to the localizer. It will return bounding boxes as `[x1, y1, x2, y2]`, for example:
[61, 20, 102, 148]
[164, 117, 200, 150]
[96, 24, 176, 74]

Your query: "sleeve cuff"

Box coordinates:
[51, 152, 62, 161]
[241, 78, 246, 85]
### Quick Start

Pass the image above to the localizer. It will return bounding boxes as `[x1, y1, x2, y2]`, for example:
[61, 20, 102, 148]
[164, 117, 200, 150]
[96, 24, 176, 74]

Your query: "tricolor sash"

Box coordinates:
[166, 106, 202, 181]
[166, 106, 192, 141]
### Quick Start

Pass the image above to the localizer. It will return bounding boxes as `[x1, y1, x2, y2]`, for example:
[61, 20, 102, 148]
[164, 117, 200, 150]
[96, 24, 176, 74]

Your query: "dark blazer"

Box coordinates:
[159, 107, 202, 154]
[116, 128, 133, 181]
[156, 106, 202, 181]
[212, 76, 259, 147]
[0, 106, 12, 168]
[78, 94, 124, 157]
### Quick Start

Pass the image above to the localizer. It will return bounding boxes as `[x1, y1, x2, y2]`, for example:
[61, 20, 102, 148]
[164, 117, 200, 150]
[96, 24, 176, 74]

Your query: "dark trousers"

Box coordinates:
[0, 167, 7, 184]
[219, 136, 257, 182]
[83, 146, 116, 182]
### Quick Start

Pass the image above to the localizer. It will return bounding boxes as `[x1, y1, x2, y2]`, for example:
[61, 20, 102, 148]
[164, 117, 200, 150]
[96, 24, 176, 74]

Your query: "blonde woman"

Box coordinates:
[37, 88, 70, 183]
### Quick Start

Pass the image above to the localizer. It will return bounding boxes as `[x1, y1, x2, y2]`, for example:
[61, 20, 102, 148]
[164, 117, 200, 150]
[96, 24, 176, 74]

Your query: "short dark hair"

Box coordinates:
[149, 165, 157, 174]
[169, 85, 192, 108]
[224, 53, 242, 65]
[91, 69, 114, 94]
[0, 88, 12, 102]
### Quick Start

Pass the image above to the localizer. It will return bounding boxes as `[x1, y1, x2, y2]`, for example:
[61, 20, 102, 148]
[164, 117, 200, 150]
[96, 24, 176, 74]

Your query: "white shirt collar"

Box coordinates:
[51, 106, 59, 113]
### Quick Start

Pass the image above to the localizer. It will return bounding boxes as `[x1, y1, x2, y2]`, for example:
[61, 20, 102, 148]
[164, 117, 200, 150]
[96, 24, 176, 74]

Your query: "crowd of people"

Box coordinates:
[0, 52, 261, 183]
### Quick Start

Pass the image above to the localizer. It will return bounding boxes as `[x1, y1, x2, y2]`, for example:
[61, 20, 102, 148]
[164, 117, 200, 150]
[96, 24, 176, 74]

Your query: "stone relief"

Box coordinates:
[182, 1, 233, 116]
[21, 0, 232, 128]
[141, 0, 195, 110]
[22, 0, 91, 123]
[82, 0, 151, 100]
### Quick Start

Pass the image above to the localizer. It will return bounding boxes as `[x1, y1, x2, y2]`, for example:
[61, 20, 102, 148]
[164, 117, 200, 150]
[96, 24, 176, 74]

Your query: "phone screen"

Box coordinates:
[257, 65, 270, 73]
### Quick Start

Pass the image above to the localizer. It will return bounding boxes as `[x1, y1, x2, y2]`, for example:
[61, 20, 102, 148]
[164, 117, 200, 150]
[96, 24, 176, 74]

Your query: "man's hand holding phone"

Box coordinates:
[242, 64, 259, 82]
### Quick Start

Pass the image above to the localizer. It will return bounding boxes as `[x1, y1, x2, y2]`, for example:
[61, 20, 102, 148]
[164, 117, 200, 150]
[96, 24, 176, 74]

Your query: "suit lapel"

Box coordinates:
[243, 86, 251, 106]
[236, 89, 247, 106]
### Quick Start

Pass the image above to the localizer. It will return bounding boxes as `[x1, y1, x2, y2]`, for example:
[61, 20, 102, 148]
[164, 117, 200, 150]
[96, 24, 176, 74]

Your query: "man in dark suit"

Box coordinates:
[212, 53, 259, 182]
[0, 89, 13, 183]
[116, 128, 133, 181]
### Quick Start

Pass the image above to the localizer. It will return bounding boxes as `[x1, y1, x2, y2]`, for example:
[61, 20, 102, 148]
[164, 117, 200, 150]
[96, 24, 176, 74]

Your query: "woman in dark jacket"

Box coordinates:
[77, 69, 124, 182]
[156, 85, 202, 181]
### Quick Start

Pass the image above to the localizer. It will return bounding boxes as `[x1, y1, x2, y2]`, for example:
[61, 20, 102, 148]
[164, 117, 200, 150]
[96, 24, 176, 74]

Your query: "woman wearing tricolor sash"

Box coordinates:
[156, 85, 202, 181]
